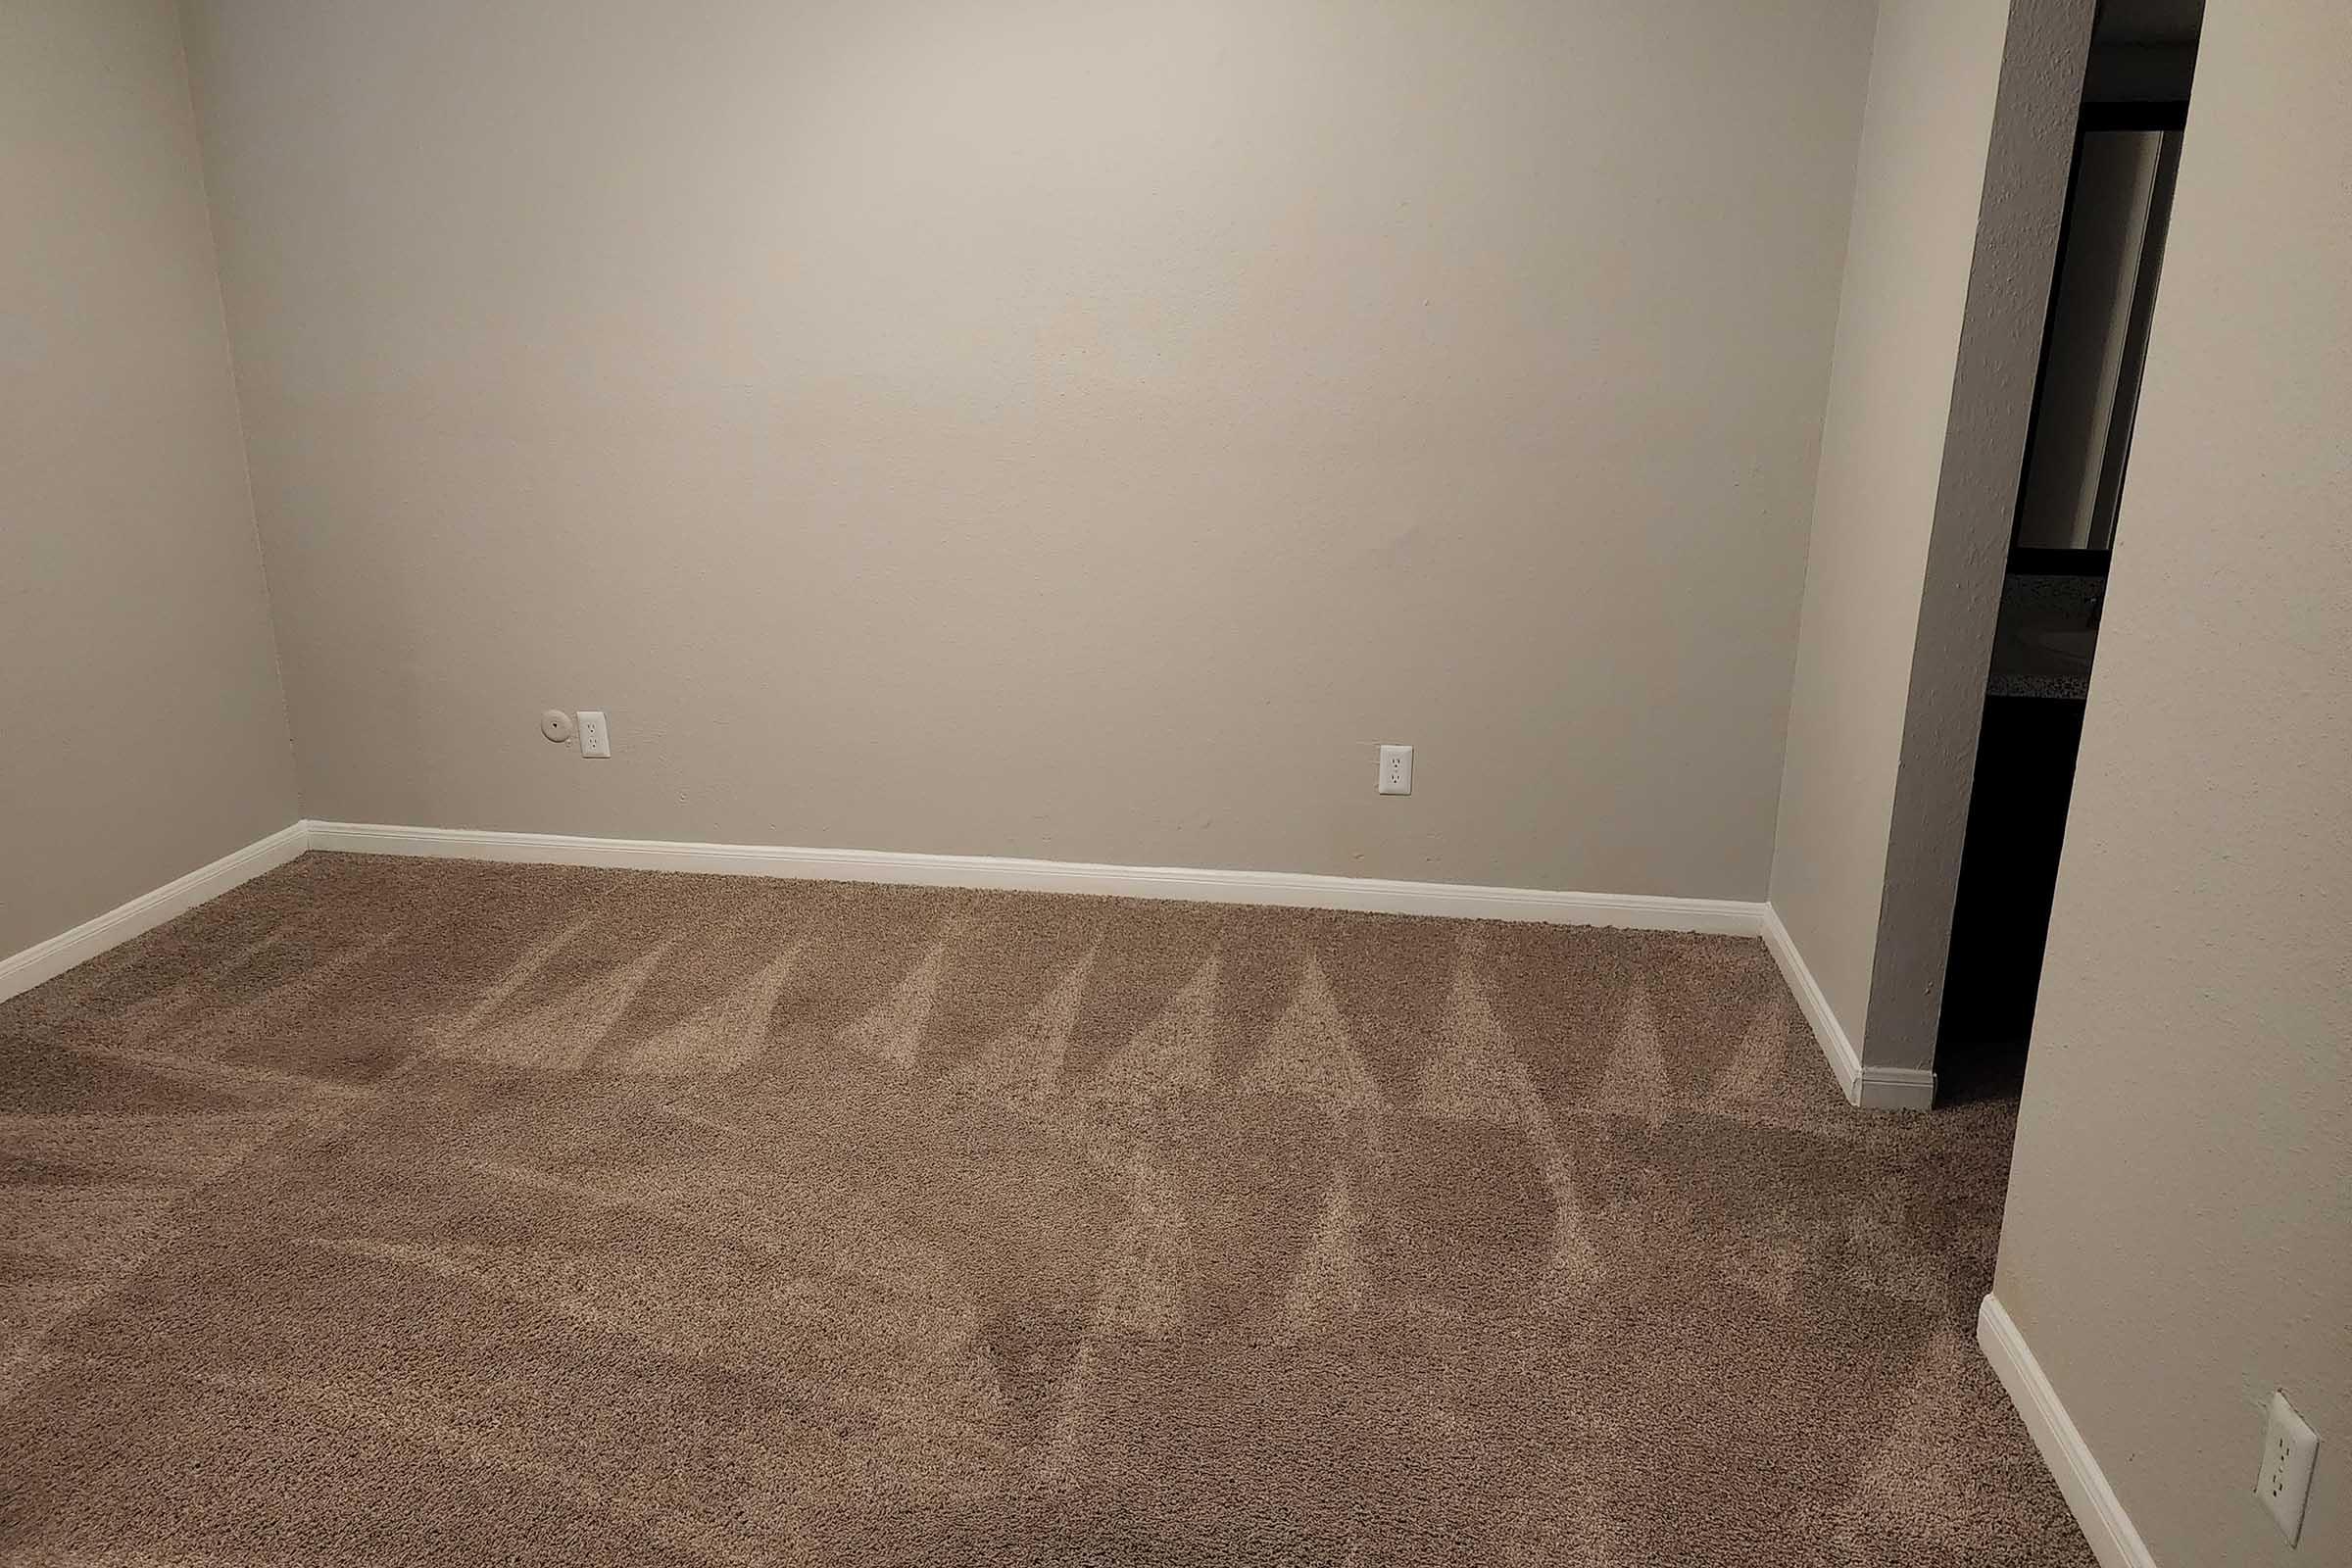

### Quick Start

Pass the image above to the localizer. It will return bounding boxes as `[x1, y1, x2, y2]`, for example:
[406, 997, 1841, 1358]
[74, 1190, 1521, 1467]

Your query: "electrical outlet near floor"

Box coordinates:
[1377, 744, 1412, 796]
[577, 710, 612, 759]
[2259, 1390, 2320, 1545]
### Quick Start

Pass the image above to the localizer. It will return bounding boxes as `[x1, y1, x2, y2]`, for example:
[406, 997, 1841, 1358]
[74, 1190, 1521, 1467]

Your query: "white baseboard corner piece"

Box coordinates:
[307, 820, 1773, 936]
[1759, 904, 1936, 1110]
[1978, 1295, 2157, 1568]
[1853, 1060, 1937, 1111]
[0, 821, 310, 1005]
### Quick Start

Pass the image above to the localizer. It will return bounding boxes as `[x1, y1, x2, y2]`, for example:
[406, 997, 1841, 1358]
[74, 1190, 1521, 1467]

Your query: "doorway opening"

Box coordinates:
[1936, 2, 2199, 1102]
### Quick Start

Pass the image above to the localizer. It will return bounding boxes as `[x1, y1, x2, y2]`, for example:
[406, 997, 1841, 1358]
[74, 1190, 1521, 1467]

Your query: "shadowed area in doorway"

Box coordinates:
[0, 854, 2090, 1565]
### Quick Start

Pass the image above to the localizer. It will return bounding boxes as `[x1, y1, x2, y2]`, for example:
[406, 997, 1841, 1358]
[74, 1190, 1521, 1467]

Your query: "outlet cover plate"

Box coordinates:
[578, 710, 612, 760]
[2259, 1390, 2320, 1545]
[1377, 745, 1412, 796]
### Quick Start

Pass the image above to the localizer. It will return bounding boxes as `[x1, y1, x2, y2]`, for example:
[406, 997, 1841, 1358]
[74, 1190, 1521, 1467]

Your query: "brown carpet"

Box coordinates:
[0, 853, 2091, 1566]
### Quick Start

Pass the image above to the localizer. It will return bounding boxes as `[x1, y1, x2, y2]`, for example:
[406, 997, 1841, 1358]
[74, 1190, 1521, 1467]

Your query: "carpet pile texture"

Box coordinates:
[0, 853, 2091, 1565]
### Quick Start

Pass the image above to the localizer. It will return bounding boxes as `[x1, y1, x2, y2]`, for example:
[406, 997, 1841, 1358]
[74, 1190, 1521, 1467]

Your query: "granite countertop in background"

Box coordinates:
[1986, 572, 2103, 701]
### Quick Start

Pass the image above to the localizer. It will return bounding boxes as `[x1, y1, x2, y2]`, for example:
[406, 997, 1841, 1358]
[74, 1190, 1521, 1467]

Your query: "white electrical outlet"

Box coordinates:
[2259, 1391, 2320, 1545]
[577, 710, 612, 760]
[1377, 744, 1412, 796]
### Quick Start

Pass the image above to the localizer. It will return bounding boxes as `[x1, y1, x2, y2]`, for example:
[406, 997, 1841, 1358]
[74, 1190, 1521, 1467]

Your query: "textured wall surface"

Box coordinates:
[1863, 0, 2091, 1071]
[1766, 0, 2012, 1053]
[0, 0, 297, 957]
[1992, 3, 2351, 1562]
[183, 0, 1875, 897]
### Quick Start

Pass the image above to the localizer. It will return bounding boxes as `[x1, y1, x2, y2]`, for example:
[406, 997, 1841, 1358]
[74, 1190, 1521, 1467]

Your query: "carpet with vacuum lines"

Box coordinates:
[0, 852, 2093, 1565]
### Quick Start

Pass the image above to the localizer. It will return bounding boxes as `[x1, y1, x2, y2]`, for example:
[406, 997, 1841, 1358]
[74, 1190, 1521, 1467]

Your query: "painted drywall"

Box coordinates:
[1766, 0, 2015, 1055]
[181, 0, 1875, 898]
[0, 0, 297, 959]
[1769, 0, 2088, 1071]
[1860, 0, 2090, 1075]
[1992, 5, 2351, 1563]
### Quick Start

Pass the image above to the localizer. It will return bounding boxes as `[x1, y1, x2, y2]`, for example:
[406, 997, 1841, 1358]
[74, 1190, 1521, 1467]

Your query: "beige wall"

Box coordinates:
[1770, 0, 2087, 1071]
[1862, 0, 2089, 1072]
[1992, 5, 2351, 1563]
[0, 0, 297, 958]
[1767, 0, 2014, 1052]
[182, 0, 1875, 897]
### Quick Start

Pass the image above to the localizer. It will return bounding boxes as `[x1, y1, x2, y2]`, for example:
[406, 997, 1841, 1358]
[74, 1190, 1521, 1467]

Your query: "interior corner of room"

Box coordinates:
[3, 1, 2342, 1565]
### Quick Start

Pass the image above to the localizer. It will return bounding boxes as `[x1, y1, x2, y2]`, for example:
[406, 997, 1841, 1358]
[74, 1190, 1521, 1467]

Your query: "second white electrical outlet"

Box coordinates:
[1377, 744, 1412, 795]
[2259, 1390, 2320, 1545]
[577, 710, 611, 759]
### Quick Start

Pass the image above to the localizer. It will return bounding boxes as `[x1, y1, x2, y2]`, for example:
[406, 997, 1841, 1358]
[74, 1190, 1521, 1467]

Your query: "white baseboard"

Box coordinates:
[307, 820, 1772, 935]
[9, 818, 1924, 1124]
[1853, 1057, 1938, 1109]
[1759, 904, 1937, 1110]
[0, 822, 310, 1005]
[1978, 1294, 2156, 1568]
[307, 832, 1931, 1118]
